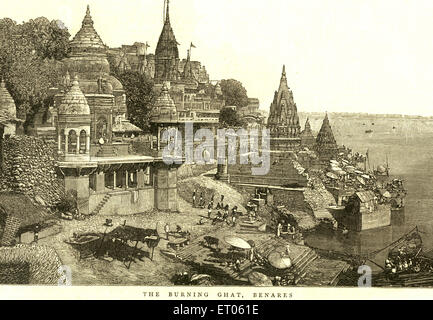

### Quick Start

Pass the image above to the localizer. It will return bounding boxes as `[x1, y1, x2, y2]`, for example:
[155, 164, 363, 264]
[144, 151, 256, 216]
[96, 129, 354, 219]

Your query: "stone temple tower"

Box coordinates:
[315, 113, 338, 160]
[155, 0, 180, 83]
[267, 65, 302, 151]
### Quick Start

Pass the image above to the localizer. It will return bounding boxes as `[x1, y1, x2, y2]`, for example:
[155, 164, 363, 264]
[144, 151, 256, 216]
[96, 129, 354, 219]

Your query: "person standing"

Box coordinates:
[199, 193, 204, 208]
[192, 189, 197, 207]
[164, 223, 170, 240]
[207, 203, 212, 219]
[276, 222, 282, 237]
[249, 247, 255, 262]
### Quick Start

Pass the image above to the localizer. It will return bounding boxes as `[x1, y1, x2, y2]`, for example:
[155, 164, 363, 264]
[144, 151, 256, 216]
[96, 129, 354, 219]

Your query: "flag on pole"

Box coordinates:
[190, 42, 196, 48]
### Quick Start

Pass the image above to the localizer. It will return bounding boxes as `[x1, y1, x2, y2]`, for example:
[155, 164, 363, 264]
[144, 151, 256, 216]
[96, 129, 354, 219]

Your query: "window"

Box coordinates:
[80, 130, 87, 153]
[68, 130, 77, 154]
[60, 129, 65, 152]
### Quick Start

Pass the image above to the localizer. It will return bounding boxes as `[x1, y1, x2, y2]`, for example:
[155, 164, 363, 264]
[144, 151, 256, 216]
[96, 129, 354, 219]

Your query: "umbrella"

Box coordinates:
[248, 271, 273, 287]
[267, 251, 292, 269]
[224, 236, 251, 250]
[190, 274, 211, 282]
[326, 172, 339, 180]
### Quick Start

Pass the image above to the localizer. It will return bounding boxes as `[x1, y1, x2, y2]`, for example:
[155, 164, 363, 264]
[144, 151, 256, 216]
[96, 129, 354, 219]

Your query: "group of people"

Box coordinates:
[164, 223, 191, 241]
[212, 202, 240, 227]
[385, 249, 421, 274]
[276, 221, 296, 238]
[192, 189, 207, 209]
[193, 191, 242, 227]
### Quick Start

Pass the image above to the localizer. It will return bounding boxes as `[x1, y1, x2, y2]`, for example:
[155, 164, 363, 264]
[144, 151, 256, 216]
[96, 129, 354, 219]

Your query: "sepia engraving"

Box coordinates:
[0, 0, 432, 296]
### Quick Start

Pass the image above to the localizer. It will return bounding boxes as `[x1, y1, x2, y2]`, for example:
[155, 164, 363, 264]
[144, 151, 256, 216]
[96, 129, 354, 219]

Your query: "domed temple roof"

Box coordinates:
[0, 79, 16, 117]
[70, 5, 106, 57]
[63, 5, 123, 94]
[154, 82, 176, 111]
[58, 78, 90, 115]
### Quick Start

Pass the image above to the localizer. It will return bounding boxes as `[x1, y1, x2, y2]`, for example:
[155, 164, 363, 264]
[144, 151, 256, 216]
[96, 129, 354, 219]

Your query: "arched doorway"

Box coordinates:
[68, 130, 77, 154]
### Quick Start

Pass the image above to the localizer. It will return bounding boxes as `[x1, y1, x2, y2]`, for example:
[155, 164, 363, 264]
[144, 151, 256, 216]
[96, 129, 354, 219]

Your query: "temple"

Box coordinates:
[300, 118, 316, 148]
[267, 66, 302, 151]
[155, 0, 180, 82]
[45, 6, 180, 215]
[315, 113, 338, 161]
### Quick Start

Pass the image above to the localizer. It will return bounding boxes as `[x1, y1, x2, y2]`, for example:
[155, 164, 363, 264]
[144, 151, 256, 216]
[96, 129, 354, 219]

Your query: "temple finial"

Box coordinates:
[83, 4, 93, 26]
[165, 0, 170, 23]
[282, 65, 286, 76]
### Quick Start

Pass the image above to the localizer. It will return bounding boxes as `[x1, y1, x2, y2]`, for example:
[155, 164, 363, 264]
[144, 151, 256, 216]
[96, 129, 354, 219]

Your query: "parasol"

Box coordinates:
[190, 274, 211, 282]
[248, 271, 273, 287]
[267, 251, 292, 269]
[326, 172, 339, 180]
[224, 236, 251, 250]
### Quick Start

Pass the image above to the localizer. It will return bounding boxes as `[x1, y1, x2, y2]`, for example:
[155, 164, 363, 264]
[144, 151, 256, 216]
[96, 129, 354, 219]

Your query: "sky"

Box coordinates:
[1, 0, 433, 116]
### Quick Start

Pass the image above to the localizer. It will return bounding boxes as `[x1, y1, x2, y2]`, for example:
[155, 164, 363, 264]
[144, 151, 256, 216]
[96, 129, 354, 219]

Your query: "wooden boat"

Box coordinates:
[372, 227, 433, 287]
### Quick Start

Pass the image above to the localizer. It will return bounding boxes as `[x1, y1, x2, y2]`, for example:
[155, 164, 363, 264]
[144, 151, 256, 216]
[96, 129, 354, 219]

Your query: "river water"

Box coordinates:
[303, 117, 433, 271]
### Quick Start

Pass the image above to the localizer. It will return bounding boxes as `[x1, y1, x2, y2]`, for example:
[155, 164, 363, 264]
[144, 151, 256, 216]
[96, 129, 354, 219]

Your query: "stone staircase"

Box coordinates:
[89, 194, 112, 216]
[288, 248, 319, 284]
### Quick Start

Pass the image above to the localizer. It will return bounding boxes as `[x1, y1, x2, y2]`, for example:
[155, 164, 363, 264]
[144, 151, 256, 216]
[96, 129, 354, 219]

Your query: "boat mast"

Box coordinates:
[386, 154, 390, 177]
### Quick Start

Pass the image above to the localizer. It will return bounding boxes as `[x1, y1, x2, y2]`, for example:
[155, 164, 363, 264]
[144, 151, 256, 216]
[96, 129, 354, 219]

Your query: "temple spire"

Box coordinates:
[83, 4, 93, 26]
[165, 0, 170, 23]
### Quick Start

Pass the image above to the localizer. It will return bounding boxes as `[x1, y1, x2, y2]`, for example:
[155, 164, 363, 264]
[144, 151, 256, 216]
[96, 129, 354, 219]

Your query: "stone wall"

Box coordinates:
[272, 190, 307, 212]
[0, 135, 63, 208]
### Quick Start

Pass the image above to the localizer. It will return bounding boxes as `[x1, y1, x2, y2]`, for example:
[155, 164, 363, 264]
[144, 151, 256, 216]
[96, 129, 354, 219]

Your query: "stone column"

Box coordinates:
[95, 172, 105, 193]
[58, 133, 61, 153]
[125, 170, 129, 189]
[76, 135, 80, 154]
[157, 126, 161, 151]
[137, 168, 145, 188]
[65, 134, 69, 154]
[86, 135, 90, 154]
[113, 171, 117, 190]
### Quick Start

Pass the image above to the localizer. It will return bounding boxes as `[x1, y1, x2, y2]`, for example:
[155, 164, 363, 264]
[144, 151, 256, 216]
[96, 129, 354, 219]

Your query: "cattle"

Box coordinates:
[203, 236, 219, 249]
